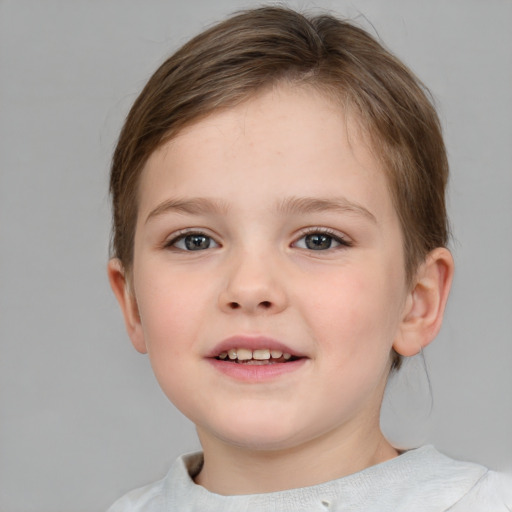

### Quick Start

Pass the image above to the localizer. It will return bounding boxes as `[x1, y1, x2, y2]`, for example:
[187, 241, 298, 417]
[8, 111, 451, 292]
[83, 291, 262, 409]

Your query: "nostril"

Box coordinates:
[224, 300, 274, 311]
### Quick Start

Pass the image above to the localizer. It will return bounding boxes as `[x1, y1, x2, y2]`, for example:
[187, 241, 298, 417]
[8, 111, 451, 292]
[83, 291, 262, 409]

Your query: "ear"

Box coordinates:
[393, 247, 454, 357]
[107, 258, 147, 354]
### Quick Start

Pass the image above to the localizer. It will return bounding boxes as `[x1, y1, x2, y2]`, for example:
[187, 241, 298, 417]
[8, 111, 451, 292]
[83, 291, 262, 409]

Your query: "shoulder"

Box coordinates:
[106, 478, 166, 512]
[106, 452, 204, 512]
[388, 446, 512, 511]
[448, 469, 512, 511]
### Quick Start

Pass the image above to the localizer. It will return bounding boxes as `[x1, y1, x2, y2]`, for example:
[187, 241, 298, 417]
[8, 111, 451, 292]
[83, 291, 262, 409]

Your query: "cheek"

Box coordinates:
[134, 275, 207, 414]
[302, 262, 404, 351]
[134, 265, 206, 358]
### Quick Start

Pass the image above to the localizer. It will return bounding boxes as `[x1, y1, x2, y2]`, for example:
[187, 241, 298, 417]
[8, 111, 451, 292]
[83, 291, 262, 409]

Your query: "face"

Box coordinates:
[119, 85, 413, 453]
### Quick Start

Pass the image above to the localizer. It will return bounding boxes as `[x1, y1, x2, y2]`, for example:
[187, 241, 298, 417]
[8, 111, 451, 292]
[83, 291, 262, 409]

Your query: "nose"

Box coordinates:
[218, 251, 288, 315]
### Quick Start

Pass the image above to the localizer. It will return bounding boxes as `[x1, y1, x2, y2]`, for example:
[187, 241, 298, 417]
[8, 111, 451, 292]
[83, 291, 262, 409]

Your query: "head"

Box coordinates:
[109, 7, 450, 372]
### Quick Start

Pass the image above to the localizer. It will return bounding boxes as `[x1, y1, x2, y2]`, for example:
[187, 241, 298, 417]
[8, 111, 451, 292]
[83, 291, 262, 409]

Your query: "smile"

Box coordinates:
[207, 336, 307, 381]
[216, 348, 296, 364]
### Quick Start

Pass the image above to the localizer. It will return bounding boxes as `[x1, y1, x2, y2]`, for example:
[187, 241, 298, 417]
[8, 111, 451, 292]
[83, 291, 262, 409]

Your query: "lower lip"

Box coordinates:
[207, 358, 307, 382]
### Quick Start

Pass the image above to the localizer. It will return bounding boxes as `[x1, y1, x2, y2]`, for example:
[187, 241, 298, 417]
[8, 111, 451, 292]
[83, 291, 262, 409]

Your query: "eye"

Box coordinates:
[167, 232, 219, 251]
[293, 230, 350, 251]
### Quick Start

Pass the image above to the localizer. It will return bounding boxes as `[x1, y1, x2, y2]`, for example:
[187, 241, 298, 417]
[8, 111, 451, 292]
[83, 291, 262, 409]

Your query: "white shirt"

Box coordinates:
[107, 446, 512, 511]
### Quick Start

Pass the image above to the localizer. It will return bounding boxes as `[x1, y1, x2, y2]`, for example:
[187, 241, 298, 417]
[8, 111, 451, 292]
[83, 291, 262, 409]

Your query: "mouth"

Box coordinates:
[208, 336, 306, 365]
[215, 348, 300, 365]
[207, 336, 307, 381]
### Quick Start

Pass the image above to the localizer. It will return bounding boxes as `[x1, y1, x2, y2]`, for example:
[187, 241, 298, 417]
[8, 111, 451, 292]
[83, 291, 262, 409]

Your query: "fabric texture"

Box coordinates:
[107, 446, 512, 511]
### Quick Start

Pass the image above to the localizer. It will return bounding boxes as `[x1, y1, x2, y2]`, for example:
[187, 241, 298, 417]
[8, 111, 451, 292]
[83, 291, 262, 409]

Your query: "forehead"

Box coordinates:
[138, 84, 395, 223]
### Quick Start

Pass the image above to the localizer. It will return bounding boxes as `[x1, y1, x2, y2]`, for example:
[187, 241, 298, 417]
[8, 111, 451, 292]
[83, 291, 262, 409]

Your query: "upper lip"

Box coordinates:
[207, 335, 306, 358]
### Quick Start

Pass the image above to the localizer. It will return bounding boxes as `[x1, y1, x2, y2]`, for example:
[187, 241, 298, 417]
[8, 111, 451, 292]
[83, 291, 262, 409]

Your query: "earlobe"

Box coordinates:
[393, 248, 454, 357]
[107, 258, 148, 354]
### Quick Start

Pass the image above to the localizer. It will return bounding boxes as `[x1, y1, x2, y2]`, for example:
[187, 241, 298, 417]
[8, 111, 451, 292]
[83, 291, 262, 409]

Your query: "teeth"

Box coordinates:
[253, 349, 271, 360]
[236, 348, 252, 361]
[219, 348, 294, 361]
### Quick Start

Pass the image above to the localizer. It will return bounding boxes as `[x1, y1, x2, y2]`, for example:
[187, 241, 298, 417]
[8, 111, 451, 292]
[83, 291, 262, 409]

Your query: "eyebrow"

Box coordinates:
[145, 195, 376, 224]
[277, 196, 377, 223]
[145, 197, 230, 224]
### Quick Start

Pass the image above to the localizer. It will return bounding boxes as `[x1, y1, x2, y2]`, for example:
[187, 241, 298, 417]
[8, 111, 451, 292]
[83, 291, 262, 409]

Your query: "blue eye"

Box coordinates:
[170, 233, 219, 251]
[304, 233, 336, 250]
[294, 231, 349, 251]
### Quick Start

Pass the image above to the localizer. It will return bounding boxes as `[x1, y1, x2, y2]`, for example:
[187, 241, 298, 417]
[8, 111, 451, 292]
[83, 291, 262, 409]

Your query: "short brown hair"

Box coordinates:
[110, 6, 450, 368]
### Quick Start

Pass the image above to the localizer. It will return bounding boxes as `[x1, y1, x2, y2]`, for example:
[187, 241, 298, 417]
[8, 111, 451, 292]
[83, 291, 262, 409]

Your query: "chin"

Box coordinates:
[204, 415, 307, 452]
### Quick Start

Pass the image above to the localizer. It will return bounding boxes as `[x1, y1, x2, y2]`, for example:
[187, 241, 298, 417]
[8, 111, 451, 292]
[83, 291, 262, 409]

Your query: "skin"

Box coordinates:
[109, 84, 453, 495]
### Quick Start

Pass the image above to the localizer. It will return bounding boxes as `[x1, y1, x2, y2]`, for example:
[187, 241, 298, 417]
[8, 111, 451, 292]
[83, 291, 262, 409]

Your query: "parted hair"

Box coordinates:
[110, 6, 450, 369]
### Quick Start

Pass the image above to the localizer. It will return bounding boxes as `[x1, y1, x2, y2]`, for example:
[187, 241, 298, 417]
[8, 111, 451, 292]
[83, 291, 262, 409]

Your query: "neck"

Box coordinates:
[194, 422, 398, 495]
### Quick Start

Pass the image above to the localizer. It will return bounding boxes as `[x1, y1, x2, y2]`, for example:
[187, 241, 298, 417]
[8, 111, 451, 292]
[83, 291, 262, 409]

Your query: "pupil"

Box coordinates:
[185, 235, 210, 250]
[305, 234, 332, 250]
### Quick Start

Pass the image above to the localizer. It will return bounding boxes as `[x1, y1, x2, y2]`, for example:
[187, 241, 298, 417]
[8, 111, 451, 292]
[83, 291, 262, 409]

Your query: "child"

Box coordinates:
[106, 6, 511, 511]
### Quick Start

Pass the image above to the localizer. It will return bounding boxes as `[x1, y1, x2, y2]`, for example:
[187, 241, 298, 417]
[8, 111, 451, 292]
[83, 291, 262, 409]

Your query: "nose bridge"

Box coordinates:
[219, 244, 287, 314]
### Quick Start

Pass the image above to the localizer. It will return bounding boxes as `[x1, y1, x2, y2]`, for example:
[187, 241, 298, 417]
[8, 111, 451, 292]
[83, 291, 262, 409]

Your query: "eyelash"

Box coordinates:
[164, 230, 220, 252]
[293, 228, 352, 251]
[163, 228, 352, 252]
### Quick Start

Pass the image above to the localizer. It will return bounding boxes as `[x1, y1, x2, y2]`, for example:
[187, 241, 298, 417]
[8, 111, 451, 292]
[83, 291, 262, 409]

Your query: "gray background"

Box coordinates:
[1, 0, 511, 511]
